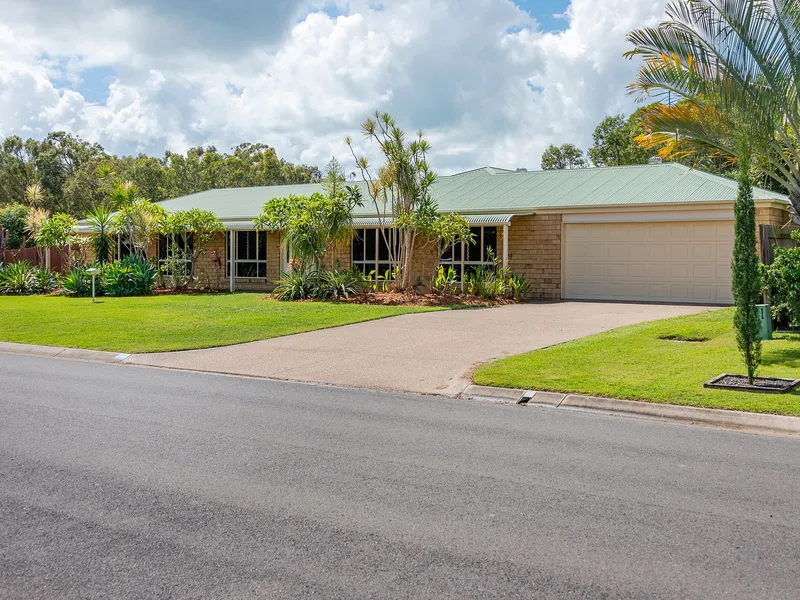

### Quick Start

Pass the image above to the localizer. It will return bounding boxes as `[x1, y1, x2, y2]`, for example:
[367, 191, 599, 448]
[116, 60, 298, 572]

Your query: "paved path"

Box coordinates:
[1, 354, 798, 599]
[129, 301, 711, 395]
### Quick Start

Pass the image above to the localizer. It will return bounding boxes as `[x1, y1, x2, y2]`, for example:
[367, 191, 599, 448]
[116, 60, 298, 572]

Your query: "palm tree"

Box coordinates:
[626, 0, 800, 214]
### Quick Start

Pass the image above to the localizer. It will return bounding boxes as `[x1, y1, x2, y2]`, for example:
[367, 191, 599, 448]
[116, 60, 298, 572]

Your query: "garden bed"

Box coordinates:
[343, 291, 516, 307]
[704, 374, 800, 394]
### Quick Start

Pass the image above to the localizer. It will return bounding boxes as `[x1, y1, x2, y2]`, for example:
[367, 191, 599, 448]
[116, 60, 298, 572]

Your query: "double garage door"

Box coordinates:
[563, 221, 734, 305]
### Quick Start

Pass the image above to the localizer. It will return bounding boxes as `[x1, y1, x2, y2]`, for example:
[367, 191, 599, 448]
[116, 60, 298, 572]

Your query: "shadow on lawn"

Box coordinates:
[761, 342, 800, 369]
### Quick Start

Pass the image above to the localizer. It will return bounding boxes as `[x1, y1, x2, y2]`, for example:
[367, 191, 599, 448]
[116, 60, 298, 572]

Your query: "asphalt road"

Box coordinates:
[1, 354, 798, 599]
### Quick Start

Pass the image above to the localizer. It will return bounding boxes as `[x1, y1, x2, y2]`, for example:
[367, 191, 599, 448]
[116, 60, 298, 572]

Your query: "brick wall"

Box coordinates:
[188, 231, 282, 291]
[507, 214, 562, 300]
[755, 204, 793, 257]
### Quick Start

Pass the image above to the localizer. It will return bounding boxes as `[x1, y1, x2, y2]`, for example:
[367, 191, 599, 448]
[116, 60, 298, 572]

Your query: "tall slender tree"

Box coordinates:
[732, 137, 763, 383]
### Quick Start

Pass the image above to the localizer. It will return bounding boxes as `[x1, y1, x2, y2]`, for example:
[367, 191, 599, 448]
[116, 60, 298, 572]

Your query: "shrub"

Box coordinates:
[273, 268, 321, 301]
[433, 265, 459, 295]
[466, 265, 504, 300]
[62, 267, 95, 297]
[0, 204, 28, 249]
[164, 244, 189, 290]
[505, 273, 531, 302]
[0, 261, 38, 295]
[320, 268, 367, 300]
[763, 230, 800, 328]
[103, 255, 156, 297]
[34, 268, 60, 294]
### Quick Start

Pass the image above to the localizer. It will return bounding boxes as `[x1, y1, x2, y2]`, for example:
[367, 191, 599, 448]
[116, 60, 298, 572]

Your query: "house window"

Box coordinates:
[439, 226, 498, 281]
[351, 228, 398, 279]
[226, 231, 267, 278]
[157, 233, 194, 275]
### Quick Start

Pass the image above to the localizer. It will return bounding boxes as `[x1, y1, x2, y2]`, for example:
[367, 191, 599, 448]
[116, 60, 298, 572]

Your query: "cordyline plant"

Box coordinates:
[346, 112, 438, 290]
[86, 206, 114, 264]
[625, 0, 800, 216]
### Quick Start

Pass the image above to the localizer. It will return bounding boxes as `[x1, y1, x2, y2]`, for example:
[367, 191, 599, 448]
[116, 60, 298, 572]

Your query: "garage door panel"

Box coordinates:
[669, 284, 690, 300]
[650, 244, 670, 260]
[564, 221, 733, 305]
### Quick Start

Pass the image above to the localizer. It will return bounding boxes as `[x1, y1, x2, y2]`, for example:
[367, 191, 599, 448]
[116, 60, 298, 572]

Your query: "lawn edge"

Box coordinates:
[462, 385, 800, 435]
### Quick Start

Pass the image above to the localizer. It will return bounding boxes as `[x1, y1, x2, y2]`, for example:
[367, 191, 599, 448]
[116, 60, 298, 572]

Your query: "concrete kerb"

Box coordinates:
[462, 384, 800, 435]
[0, 342, 129, 364]
[3, 341, 798, 435]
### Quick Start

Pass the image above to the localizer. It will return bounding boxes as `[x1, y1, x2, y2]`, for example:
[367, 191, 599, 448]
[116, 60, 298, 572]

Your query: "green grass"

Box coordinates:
[475, 308, 800, 417]
[0, 294, 443, 353]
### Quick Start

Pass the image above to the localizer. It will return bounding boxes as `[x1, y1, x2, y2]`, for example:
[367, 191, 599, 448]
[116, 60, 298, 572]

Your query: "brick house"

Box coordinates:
[85, 163, 793, 305]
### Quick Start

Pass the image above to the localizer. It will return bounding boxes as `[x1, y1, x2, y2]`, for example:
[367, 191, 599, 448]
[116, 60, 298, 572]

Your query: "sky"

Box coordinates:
[0, 0, 669, 174]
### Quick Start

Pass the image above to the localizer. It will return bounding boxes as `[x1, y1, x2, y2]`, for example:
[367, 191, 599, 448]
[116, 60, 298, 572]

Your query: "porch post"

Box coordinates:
[503, 223, 509, 272]
[460, 240, 465, 293]
[229, 229, 236, 293]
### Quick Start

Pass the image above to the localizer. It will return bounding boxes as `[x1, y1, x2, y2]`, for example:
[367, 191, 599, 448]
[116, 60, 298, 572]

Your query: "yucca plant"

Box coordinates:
[87, 206, 114, 264]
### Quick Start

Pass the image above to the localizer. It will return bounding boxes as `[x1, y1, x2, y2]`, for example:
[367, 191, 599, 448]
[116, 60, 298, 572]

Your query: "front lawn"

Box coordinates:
[0, 294, 443, 353]
[474, 309, 800, 417]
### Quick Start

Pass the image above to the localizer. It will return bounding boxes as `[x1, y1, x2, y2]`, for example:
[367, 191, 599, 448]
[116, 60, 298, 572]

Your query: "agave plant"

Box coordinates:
[320, 268, 367, 300]
[0, 261, 38, 295]
[62, 267, 94, 297]
[626, 0, 800, 213]
[273, 268, 321, 301]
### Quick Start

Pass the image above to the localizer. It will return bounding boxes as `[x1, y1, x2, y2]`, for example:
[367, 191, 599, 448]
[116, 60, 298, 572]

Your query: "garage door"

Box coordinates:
[563, 221, 734, 304]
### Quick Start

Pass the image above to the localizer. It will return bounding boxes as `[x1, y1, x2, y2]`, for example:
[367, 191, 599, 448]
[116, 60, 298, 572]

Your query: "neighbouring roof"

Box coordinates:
[122, 163, 793, 223]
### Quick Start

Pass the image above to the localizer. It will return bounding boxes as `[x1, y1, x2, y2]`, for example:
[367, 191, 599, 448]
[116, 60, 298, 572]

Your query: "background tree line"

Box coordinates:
[541, 102, 752, 185]
[0, 132, 322, 218]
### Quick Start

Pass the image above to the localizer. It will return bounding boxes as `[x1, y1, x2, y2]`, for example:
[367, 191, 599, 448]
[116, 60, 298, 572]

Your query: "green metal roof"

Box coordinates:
[147, 163, 789, 223]
[352, 213, 528, 227]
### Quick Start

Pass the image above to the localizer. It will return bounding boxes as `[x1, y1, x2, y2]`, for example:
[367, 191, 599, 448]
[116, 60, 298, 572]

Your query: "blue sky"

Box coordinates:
[0, 0, 668, 172]
[516, 0, 571, 31]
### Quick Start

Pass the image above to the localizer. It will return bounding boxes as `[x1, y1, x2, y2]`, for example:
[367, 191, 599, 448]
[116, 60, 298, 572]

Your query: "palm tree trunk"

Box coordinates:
[789, 187, 800, 220]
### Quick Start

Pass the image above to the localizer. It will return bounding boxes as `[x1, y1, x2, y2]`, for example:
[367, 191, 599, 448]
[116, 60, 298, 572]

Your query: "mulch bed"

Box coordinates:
[152, 288, 222, 296]
[704, 374, 800, 394]
[342, 291, 515, 307]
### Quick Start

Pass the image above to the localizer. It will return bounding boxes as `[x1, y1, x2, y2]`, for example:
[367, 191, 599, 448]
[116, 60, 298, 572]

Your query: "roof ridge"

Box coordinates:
[664, 162, 787, 199]
[491, 163, 676, 176]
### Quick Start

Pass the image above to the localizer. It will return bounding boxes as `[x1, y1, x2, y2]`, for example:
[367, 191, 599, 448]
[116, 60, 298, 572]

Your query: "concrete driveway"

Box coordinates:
[128, 302, 711, 396]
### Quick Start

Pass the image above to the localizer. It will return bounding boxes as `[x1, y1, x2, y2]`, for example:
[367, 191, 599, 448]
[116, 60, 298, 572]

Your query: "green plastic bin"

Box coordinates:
[757, 304, 773, 341]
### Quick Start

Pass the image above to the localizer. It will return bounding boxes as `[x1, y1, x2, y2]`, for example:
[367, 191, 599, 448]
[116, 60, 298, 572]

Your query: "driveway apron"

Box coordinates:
[127, 302, 712, 395]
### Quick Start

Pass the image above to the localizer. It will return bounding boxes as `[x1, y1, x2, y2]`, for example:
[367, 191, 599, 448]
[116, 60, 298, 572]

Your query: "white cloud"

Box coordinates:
[0, 0, 668, 173]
